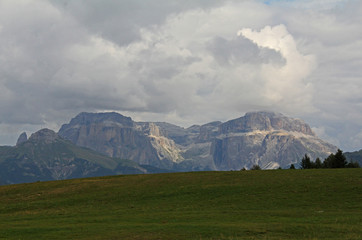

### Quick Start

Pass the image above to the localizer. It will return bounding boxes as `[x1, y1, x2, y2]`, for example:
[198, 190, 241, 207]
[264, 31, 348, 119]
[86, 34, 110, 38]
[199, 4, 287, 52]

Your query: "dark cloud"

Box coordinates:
[50, 0, 223, 46]
[208, 35, 286, 65]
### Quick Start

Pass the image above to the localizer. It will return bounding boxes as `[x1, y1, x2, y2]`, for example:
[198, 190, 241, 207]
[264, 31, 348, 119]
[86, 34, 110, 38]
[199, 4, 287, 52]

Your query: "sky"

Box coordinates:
[0, 0, 362, 151]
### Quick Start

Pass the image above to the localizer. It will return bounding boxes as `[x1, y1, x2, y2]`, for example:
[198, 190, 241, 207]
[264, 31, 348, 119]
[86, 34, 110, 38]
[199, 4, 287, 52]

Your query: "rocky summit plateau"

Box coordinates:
[58, 111, 338, 171]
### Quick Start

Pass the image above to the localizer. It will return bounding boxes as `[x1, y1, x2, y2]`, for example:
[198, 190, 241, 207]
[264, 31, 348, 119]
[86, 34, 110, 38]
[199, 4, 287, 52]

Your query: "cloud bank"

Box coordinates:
[0, 0, 362, 151]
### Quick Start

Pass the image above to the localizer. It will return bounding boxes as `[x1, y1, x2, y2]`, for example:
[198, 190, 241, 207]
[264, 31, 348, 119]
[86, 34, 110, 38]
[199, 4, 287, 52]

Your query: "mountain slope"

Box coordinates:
[0, 129, 159, 185]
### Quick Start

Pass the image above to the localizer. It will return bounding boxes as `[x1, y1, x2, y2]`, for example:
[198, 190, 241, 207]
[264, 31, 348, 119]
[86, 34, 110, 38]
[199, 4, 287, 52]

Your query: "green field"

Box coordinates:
[1, 169, 361, 239]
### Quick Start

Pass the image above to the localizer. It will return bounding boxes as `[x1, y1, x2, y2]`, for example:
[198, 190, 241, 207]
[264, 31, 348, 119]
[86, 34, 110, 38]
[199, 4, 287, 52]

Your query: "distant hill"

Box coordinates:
[0, 129, 167, 185]
[59, 111, 337, 170]
[344, 149, 362, 166]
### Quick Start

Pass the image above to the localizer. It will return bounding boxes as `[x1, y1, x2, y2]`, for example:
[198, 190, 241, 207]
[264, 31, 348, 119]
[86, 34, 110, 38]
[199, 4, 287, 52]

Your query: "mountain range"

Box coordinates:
[58, 111, 337, 170]
[0, 111, 345, 184]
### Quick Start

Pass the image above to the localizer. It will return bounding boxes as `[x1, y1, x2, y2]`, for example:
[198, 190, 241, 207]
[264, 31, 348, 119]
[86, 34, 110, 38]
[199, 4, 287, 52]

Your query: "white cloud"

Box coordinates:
[312, 126, 340, 147]
[237, 24, 316, 112]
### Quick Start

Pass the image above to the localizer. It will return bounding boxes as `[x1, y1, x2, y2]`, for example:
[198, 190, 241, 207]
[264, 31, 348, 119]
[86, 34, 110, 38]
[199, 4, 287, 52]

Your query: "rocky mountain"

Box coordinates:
[58, 112, 178, 169]
[0, 129, 167, 185]
[59, 111, 337, 171]
[209, 112, 336, 170]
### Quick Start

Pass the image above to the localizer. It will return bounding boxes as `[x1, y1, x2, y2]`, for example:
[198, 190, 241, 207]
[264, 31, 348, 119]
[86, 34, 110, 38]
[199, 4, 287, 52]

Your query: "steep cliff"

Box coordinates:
[59, 112, 179, 169]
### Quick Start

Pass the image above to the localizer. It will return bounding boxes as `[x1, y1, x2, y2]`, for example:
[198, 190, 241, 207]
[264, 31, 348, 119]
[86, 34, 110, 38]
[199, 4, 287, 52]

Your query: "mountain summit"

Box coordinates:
[16, 132, 27, 146]
[219, 111, 314, 135]
[28, 128, 59, 144]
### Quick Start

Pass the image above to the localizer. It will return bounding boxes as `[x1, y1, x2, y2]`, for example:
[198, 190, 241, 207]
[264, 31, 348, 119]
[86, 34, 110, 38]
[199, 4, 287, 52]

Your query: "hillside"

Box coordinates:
[1, 169, 361, 239]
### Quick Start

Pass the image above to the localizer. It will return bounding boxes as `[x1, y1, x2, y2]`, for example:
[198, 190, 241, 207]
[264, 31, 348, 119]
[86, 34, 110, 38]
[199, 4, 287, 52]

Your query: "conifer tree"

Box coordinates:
[323, 153, 335, 168]
[250, 164, 261, 170]
[301, 154, 312, 169]
[315, 157, 323, 169]
[334, 149, 347, 168]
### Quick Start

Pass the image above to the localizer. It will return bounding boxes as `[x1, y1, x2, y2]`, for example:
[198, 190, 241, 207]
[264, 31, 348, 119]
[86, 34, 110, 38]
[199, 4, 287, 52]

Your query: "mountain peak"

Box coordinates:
[16, 132, 28, 146]
[245, 111, 283, 118]
[29, 129, 59, 144]
[220, 111, 315, 136]
[67, 112, 134, 127]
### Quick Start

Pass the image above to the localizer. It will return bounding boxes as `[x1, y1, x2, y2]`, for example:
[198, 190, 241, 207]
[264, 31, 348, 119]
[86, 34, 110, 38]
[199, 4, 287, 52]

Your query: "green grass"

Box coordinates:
[1, 169, 362, 239]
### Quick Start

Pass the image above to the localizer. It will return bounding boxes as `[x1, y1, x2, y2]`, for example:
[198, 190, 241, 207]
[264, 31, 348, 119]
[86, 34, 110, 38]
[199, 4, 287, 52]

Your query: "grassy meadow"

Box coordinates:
[0, 169, 361, 239]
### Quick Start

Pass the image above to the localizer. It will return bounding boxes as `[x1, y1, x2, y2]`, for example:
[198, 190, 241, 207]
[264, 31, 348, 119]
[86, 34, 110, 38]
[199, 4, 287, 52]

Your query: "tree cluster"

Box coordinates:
[299, 149, 360, 169]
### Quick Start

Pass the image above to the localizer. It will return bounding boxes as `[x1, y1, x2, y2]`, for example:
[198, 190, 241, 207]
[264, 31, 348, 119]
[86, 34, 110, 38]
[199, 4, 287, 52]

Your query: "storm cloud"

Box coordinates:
[0, 0, 362, 151]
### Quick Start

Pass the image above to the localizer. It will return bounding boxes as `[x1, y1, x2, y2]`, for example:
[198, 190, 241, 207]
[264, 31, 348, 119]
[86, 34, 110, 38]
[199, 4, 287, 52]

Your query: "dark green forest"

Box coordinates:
[298, 149, 360, 169]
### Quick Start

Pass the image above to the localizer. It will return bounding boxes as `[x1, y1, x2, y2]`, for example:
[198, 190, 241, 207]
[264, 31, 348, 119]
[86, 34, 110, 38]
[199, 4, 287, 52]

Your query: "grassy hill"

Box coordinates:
[0, 169, 361, 239]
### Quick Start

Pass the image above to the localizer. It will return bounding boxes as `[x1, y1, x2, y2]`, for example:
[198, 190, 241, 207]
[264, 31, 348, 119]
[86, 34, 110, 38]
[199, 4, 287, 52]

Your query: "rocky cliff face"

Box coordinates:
[58, 112, 178, 169]
[140, 122, 184, 163]
[58, 111, 337, 171]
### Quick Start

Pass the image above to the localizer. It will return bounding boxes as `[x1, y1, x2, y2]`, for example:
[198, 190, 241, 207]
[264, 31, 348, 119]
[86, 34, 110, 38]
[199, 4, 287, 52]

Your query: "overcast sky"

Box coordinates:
[0, 0, 362, 151]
